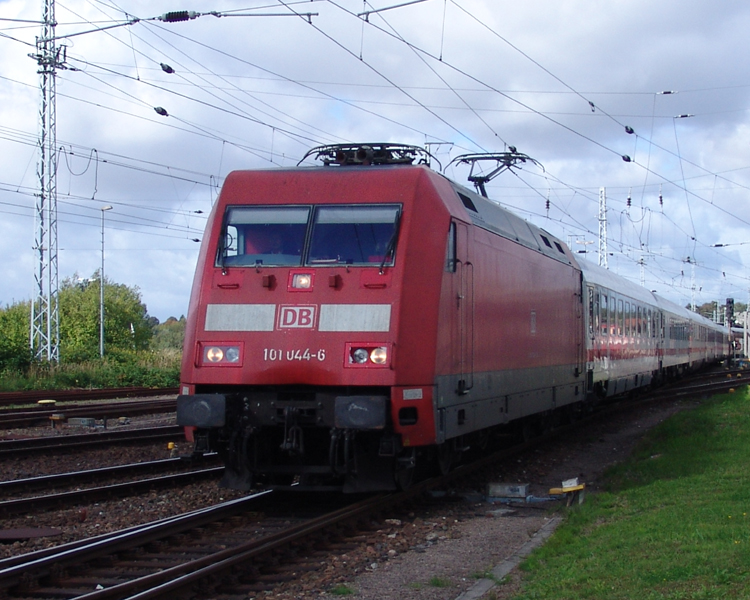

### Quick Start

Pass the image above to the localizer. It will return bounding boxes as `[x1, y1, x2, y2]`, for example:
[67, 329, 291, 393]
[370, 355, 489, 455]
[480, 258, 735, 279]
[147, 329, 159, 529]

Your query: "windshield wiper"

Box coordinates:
[379, 211, 401, 274]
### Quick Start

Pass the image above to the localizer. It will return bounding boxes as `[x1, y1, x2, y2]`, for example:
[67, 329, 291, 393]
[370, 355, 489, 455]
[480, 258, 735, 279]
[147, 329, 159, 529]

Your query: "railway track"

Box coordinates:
[0, 385, 676, 599]
[0, 387, 178, 408]
[649, 369, 748, 401]
[0, 465, 225, 517]
[0, 455, 219, 498]
[1, 371, 746, 599]
[0, 398, 176, 429]
[0, 490, 368, 599]
[0, 425, 184, 456]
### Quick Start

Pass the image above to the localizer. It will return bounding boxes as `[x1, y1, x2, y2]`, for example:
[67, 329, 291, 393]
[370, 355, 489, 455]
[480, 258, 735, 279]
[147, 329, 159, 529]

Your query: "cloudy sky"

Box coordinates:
[1, 0, 749, 323]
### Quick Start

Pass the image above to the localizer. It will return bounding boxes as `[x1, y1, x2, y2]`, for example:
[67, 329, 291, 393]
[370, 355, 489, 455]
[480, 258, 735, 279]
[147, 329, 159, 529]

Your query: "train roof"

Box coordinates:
[578, 258, 656, 304]
[579, 257, 726, 332]
[446, 179, 575, 267]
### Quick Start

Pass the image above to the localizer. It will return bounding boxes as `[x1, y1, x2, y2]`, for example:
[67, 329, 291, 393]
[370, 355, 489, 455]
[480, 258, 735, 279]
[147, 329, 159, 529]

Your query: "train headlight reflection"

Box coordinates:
[370, 347, 388, 364]
[292, 273, 312, 289]
[206, 347, 224, 362]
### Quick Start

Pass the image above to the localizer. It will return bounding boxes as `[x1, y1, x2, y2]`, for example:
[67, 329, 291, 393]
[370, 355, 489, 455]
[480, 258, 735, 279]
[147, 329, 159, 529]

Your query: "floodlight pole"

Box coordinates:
[100, 206, 112, 357]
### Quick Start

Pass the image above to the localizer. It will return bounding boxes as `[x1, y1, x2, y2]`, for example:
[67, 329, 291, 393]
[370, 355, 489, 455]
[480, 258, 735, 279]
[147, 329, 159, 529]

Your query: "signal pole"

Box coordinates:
[29, 0, 65, 362]
[598, 187, 608, 269]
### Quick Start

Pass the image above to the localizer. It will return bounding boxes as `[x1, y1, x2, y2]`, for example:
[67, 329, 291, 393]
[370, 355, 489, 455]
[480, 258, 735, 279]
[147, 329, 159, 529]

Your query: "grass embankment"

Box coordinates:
[0, 350, 181, 391]
[514, 386, 750, 600]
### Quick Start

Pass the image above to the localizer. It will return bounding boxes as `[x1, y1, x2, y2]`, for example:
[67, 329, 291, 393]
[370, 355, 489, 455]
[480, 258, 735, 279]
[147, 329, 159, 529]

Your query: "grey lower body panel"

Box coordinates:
[434, 364, 582, 442]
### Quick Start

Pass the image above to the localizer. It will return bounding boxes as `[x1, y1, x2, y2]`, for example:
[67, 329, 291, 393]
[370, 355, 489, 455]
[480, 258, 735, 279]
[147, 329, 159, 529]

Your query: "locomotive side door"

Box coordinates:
[450, 220, 474, 395]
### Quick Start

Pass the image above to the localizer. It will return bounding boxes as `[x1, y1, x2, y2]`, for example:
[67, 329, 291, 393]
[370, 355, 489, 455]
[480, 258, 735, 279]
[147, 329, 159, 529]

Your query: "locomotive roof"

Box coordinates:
[445, 179, 574, 267]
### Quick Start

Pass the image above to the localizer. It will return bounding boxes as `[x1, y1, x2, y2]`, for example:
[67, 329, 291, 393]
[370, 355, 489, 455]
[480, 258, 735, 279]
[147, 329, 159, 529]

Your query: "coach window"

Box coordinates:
[624, 302, 630, 336]
[610, 295, 617, 335]
[617, 299, 624, 336]
[601, 293, 608, 336]
[588, 287, 600, 336]
[307, 204, 401, 266]
[219, 206, 310, 267]
[631, 304, 637, 337]
[648, 309, 653, 338]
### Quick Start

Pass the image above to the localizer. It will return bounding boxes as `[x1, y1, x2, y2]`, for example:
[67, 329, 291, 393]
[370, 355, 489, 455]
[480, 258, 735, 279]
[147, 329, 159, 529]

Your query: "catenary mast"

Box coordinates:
[29, 0, 63, 362]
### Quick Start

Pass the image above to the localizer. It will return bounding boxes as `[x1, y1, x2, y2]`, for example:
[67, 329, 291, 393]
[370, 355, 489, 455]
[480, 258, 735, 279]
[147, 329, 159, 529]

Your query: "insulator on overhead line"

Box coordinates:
[158, 11, 198, 22]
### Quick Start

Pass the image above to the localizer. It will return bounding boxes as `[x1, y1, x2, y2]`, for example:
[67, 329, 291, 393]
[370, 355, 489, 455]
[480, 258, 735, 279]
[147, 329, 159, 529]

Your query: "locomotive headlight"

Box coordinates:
[292, 273, 312, 289]
[345, 343, 391, 368]
[201, 344, 242, 366]
[206, 347, 224, 362]
[370, 347, 388, 364]
[352, 348, 369, 364]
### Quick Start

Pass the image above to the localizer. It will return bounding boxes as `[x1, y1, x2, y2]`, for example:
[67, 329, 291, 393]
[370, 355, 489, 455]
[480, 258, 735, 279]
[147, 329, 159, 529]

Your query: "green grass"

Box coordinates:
[513, 386, 750, 600]
[428, 576, 453, 588]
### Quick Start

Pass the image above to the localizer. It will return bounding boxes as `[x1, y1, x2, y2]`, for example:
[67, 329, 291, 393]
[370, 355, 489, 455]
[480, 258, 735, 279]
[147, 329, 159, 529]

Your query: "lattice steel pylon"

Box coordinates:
[29, 0, 64, 362]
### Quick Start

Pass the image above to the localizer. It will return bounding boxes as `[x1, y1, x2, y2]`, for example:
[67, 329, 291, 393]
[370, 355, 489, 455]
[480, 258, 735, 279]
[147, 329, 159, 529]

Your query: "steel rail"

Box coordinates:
[0, 491, 275, 592]
[0, 426, 184, 456]
[0, 399, 177, 429]
[0, 388, 178, 408]
[65, 492, 397, 600]
[0, 455, 218, 496]
[0, 467, 224, 517]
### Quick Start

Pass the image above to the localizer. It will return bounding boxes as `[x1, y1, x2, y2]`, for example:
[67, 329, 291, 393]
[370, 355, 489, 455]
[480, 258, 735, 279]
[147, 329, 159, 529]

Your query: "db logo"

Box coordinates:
[278, 305, 317, 329]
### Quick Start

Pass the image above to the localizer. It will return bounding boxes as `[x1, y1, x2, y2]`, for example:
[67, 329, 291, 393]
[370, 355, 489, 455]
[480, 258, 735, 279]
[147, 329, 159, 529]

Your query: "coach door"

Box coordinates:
[452, 221, 474, 394]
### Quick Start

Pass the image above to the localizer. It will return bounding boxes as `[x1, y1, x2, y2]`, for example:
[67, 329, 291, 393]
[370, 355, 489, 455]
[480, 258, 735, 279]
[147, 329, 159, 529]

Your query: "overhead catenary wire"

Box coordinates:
[0, 0, 747, 314]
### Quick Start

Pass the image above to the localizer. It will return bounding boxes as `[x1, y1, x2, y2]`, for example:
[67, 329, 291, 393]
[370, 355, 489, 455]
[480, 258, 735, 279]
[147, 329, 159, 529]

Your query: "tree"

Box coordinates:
[151, 316, 186, 351]
[692, 300, 748, 326]
[0, 300, 33, 371]
[58, 272, 154, 362]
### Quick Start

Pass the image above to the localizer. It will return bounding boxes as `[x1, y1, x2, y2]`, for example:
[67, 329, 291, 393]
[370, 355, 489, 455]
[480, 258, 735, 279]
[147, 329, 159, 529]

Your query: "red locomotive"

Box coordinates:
[177, 143, 730, 492]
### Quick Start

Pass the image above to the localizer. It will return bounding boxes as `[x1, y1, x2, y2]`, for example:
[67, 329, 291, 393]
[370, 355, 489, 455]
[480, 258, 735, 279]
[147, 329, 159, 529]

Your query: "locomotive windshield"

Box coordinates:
[308, 205, 400, 266]
[220, 206, 310, 267]
[218, 204, 400, 268]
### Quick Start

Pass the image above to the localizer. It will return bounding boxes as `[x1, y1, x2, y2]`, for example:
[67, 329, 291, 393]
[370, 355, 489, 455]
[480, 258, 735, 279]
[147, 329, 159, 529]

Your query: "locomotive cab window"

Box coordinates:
[219, 206, 310, 267]
[307, 204, 401, 266]
[445, 221, 457, 272]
